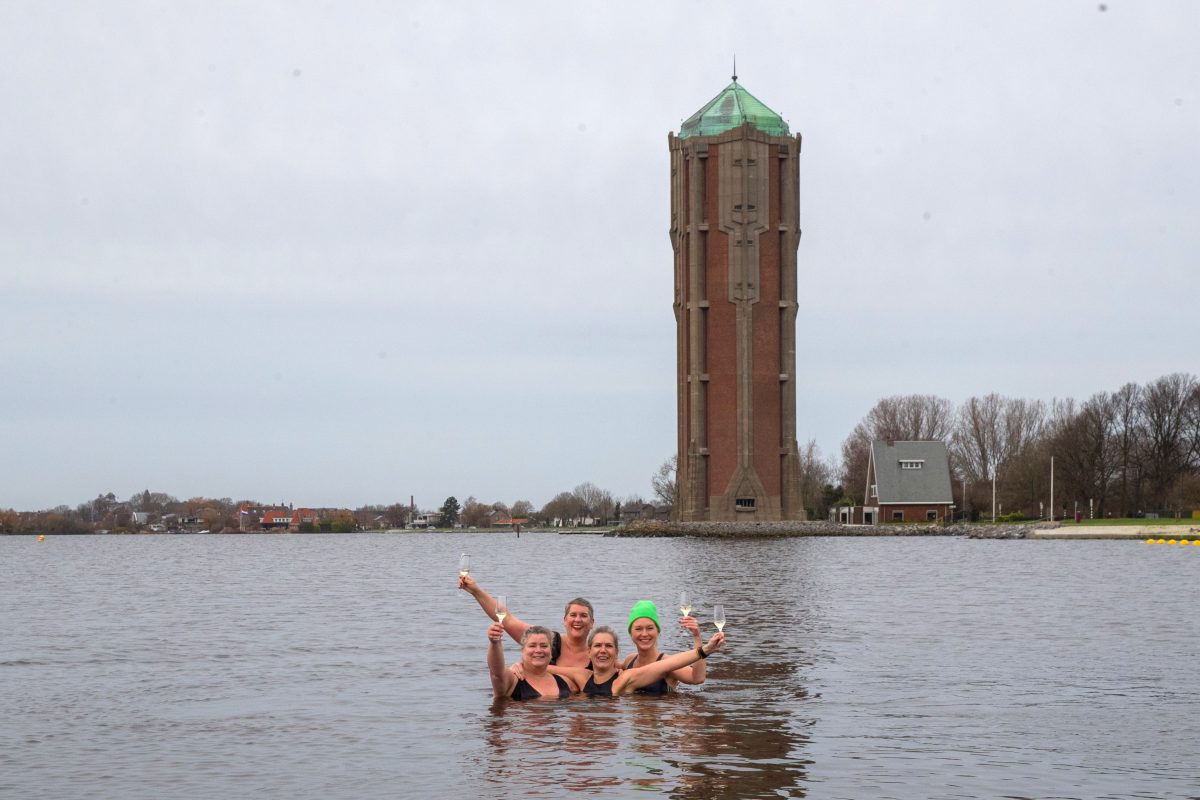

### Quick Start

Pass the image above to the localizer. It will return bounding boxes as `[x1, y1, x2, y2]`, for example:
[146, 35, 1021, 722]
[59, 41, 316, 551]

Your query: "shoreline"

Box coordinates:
[609, 519, 1200, 540]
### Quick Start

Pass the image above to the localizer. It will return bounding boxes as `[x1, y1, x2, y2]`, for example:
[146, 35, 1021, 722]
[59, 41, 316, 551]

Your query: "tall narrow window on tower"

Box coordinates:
[669, 75, 803, 523]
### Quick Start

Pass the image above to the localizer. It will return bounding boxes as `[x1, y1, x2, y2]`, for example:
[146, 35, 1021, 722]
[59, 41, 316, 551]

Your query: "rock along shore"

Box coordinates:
[608, 519, 1059, 539]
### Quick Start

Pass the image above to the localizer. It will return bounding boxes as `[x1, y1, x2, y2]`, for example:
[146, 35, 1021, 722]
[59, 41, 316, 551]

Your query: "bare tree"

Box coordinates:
[459, 499, 492, 528]
[1166, 472, 1200, 517]
[951, 394, 1046, 517]
[382, 503, 411, 528]
[1112, 382, 1143, 515]
[840, 395, 955, 490]
[572, 483, 607, 520]
[651, 456, 677, 507]
[1138, 373, 1200, 509]
[1048, 392, 1121, 516]
[796, 439, 832, 519]
[952, 394, 1045, 481]
[540, 491, 586, 526]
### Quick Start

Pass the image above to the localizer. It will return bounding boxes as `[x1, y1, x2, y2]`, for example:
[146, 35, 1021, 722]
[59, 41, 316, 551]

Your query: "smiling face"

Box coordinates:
[588, 630, 618, 669]
[629, 618, 659, 652]
[521, 633, 553, 668]
[563, 603, 594, 639]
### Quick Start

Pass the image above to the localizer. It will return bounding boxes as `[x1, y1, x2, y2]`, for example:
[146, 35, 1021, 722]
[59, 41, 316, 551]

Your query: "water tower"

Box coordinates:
[668, 75, 804, 521]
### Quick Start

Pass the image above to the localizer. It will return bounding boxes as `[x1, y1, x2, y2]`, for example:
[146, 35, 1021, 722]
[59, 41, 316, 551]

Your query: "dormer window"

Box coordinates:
[899, 460, 924, 470]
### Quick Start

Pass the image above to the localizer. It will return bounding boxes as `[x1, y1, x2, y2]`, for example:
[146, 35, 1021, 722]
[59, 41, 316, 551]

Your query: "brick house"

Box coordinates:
[860, 440, 954, 524]
[260, 507, 320, 531]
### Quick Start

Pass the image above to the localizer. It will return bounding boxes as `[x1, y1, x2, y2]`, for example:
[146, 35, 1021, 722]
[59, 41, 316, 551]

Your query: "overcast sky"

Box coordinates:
[2, 2, 1197, 512]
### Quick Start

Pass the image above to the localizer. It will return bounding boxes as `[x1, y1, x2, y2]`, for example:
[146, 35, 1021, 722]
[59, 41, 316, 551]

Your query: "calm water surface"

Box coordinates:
[2, 532, 1198, 799]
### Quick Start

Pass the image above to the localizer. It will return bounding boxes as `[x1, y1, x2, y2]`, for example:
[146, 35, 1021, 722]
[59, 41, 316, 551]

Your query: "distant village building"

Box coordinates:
[619, 504, 671, 524]
[833, 440, 955, 524]
[670, 75, 805, 522]
[260, 507, 320, 531]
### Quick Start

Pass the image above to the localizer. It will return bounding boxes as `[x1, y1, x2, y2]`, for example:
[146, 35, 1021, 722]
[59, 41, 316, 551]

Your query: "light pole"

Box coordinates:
[991, 467, 997, 524]
[1050, 455, 1055, 521]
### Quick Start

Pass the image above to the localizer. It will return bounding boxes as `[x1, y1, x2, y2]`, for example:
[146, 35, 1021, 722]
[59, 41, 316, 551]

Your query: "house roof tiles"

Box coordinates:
[871, 440, 954, 504]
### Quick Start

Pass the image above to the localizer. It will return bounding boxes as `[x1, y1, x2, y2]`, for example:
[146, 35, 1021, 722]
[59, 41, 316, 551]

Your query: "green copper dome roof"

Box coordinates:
[679, 80, 790, 139]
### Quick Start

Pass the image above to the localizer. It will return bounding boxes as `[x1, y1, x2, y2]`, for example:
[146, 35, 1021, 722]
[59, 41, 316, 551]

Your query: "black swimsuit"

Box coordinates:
[631, 653, 672, 695]
[509, 674, 571, 701]
[583, 672, 618, 697]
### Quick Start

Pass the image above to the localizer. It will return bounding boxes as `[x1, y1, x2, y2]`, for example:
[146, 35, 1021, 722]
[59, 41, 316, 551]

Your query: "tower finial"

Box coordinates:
[732, 55, 737, 82]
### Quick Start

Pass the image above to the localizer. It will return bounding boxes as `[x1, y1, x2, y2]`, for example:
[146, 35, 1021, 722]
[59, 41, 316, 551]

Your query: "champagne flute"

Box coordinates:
[713, 604, 726, 632]
[496, 595, 508, 624]
[458, 553, 471, 578]
[678, 591, 693, 617]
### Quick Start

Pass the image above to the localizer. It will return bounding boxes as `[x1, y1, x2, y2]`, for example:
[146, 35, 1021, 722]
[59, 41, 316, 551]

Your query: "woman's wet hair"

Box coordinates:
[563, 597, 594, 619]
[520, 625, 554, 647]
[588, 625, 619, 652]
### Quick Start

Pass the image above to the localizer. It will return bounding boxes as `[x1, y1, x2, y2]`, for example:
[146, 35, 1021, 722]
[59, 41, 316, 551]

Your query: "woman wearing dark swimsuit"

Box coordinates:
[487, 622, 580, 701]
[621, 601, 708, 694]
[549, 625, 725, 697]
[462, 575, 595, 668]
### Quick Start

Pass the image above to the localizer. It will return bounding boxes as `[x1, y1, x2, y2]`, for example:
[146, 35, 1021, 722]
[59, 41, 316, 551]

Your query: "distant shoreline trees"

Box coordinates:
[836, 372, 1200, 520]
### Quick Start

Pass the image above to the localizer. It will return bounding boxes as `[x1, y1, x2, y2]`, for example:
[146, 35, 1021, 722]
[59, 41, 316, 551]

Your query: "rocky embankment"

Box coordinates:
[610, 519, 1059, 539]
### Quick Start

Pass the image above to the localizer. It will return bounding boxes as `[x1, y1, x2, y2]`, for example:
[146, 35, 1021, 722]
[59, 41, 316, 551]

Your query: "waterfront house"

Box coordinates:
[860, 440, 955, 524]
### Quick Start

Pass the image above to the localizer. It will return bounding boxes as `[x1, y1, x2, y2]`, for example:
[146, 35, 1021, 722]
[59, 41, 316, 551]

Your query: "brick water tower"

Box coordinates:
[669, 75, 804, 522]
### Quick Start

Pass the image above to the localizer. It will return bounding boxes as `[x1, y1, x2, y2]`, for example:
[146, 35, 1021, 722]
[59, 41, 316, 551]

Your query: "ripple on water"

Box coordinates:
[1, 533, 1197, 799]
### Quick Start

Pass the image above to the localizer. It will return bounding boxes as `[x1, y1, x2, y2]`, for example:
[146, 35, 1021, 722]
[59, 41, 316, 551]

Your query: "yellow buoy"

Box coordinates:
[1182, 539, 1191, 545]
[1145, 538, 1155, 544]
[1168, 539, 1177, 545]
[38, 534, 45, 542]
[1157, 539, 1167, 544]
[1193, 540, 1200, 546]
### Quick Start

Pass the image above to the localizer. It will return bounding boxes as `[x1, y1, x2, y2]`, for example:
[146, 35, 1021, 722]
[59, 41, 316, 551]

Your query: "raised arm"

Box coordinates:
[460, 574, 531, 643]
[487, 622, 518, 698]
[672, 615, 707, 685]
[614, 631, 725, 695]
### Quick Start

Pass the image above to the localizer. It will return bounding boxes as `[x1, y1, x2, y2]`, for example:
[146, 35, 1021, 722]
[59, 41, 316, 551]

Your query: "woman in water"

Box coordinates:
[620, 600, 708, 694]
[549, 625, 725, 697]
[461, 574, 595, 667]
[488, 622, 582, 700]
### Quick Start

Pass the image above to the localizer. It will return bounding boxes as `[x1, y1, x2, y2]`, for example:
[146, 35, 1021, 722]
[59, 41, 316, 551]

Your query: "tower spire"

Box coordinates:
[732, 55, 737, 83]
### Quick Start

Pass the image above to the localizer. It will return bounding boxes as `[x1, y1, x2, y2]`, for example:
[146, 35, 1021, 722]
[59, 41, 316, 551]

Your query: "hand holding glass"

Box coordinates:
[679, 591, 693, 617]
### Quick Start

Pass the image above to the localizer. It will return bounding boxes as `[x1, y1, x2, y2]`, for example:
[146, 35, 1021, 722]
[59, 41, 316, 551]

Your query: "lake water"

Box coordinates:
[3, 531, 1198, 799]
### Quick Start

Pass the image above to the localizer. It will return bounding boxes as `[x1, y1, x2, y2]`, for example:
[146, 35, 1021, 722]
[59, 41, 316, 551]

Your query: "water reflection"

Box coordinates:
[481, 690, 810, 799]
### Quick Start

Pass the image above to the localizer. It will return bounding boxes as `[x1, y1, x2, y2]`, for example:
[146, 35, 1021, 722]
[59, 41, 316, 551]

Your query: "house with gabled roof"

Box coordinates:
[258, 507, 320, 531]
[860, 440, 955, 524]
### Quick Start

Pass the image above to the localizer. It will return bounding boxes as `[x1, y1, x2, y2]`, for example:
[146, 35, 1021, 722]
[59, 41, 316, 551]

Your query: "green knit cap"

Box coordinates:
[627, 600, 661, 632]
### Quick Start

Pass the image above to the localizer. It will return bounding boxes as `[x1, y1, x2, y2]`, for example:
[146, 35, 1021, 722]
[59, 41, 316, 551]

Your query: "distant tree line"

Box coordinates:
[824, 372, 1200, 520]
[2, 481, 650, 534]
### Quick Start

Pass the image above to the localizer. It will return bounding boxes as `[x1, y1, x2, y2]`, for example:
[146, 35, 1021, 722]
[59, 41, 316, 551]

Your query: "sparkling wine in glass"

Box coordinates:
[713, 604, 726, 632]
[496, 595, 508, 624]
[679, 591, 693, 617]
[458, 553, 471, 578]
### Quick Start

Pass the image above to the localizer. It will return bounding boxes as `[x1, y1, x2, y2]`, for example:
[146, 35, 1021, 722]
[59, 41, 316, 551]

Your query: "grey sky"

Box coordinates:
[2, 2, 1197, 511]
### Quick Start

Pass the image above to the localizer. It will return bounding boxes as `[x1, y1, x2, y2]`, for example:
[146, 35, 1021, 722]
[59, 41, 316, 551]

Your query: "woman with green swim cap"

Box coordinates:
[621, 600, 709, 694]
[546, 624, 725, 697]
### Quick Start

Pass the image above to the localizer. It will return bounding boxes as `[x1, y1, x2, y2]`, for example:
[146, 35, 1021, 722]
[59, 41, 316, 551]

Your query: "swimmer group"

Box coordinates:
[460, 575, 725, 701]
